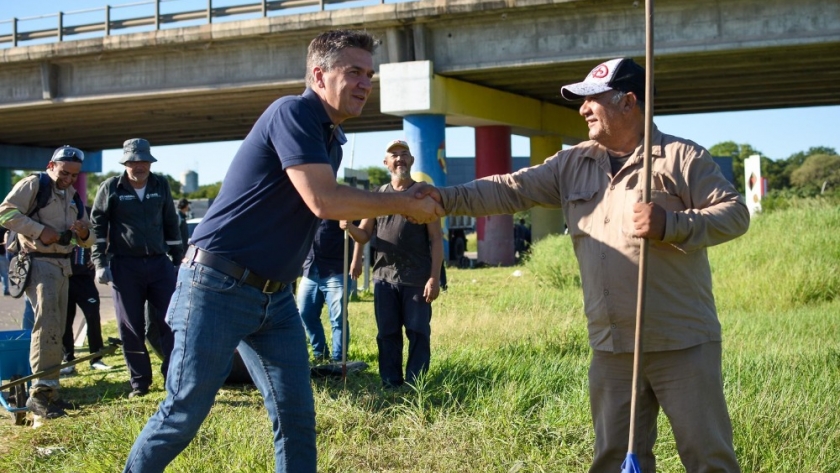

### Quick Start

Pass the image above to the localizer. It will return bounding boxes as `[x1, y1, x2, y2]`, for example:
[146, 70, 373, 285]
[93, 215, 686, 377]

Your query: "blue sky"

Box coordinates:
[3, 1, 839, 185]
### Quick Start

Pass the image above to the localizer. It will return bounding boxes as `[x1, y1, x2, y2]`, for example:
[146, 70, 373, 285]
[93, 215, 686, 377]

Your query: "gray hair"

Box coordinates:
[611, 90, 644, 110]
[305, 30, 379, 87]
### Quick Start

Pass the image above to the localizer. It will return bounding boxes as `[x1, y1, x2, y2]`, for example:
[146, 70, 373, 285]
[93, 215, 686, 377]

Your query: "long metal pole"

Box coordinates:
[627, 0, 655, 459]
[0, 340, 121, 391]
[341, 227, 349, 380]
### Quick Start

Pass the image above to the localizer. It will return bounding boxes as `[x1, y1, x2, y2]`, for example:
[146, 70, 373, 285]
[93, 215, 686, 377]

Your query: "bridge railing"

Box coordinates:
[0, 0, 398, 47]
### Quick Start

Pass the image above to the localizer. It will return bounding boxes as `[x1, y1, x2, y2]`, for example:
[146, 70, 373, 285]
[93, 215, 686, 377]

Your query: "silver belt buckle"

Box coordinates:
[262, 280, 273, 294]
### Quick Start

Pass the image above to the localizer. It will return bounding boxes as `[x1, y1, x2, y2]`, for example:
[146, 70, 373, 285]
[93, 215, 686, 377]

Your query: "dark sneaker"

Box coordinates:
[128, 388, 149, 399]
[26, 394, 67, 419]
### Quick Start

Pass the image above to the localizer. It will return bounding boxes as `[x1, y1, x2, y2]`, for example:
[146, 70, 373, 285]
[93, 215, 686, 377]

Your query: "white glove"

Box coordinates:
[96, 267, 113, 285]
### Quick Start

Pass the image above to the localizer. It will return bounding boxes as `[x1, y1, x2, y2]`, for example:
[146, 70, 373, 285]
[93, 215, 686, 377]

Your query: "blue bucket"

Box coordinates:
[0, 330, 32, 382]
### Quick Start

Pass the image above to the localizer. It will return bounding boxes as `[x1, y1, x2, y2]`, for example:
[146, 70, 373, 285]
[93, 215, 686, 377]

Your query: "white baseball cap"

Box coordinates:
[561, 58, 648, 101]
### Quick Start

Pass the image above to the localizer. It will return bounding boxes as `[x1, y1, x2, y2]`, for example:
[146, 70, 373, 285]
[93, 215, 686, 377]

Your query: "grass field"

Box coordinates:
[1, 199, 838, 472]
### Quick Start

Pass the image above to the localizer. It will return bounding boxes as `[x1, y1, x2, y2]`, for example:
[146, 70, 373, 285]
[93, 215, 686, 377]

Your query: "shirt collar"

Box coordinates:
[302, 88, 347, 147]
[585, 123, 664, 165]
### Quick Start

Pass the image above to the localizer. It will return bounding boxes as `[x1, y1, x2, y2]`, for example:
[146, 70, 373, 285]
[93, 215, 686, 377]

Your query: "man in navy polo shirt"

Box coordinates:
[123, 30, 443, 473]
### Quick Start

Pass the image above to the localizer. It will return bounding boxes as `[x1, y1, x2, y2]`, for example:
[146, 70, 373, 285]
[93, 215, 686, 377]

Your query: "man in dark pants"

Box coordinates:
[61, 242, 112, 375]
[122, 30, 442, 473]
[345, 139, 444, 388]
[415, 58, 747, 472]
[91, 138, 183, 398]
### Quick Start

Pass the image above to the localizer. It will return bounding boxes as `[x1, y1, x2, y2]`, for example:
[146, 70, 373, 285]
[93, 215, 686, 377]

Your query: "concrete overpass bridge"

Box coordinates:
[1, 0, 838, 263]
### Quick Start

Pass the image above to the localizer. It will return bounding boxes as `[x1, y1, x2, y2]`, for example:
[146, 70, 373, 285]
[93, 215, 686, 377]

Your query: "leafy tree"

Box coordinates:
[786, 146, 837, 167]
[362, 166, 389, 187]
[163, 174, 183, 197]
[779, 147, 838, 191]
[86, 171, 120, 204]
[11, 171, 26, 187]
[790, 154, 840, 194]
[188, 182, 222, 199]
[709, 141, 764, 194]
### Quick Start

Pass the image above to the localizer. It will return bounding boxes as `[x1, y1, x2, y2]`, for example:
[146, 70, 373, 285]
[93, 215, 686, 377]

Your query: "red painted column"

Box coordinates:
[73, 173, 87, 208]
[475, 126, 515, 266]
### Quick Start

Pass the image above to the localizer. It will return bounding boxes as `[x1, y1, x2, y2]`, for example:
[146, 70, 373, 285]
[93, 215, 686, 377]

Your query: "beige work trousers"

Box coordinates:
[588, 342, 740, 473]
[25, 258, 70, 393]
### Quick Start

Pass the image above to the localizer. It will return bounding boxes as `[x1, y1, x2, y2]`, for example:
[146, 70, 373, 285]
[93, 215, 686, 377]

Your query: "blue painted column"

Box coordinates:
[404, 114, 448, 260]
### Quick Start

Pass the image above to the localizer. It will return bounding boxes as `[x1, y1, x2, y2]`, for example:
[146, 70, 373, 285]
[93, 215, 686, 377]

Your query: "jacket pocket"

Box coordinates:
[566, 190, 599, 238]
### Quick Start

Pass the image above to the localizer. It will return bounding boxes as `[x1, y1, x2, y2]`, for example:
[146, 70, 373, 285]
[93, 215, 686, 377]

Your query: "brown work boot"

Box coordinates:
[26, 391, 67, 420]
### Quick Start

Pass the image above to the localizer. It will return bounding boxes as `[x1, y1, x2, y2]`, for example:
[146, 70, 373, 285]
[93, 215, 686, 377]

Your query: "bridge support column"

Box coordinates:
[475, 126, 514, 266]
[0, 168, 11, 202]
[73, 174, 88, 208]
[404, 114, 448, 261]
[529, 135, 566, 242]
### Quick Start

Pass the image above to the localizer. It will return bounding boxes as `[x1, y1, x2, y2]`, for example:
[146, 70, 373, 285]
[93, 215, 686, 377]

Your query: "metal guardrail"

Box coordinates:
[0, 0, 388, 47]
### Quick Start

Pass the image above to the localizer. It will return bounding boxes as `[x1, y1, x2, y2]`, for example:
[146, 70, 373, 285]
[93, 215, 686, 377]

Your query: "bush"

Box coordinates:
[524, 234, 581, 290]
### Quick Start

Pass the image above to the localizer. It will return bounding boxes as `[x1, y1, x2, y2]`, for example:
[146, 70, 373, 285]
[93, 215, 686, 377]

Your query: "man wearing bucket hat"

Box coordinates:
[91, 138, 183, 399]
[415, 58, 747, 472]
[0, 145, 95, 424]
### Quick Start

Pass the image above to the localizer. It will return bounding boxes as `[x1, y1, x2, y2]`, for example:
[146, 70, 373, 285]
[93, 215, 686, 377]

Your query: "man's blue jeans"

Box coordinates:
[124, 262, 316, 473]
[296, 266, 348, 361]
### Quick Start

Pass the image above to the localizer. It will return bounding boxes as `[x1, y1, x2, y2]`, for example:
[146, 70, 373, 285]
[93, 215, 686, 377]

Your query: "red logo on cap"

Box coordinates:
[591, 64, 610, 79]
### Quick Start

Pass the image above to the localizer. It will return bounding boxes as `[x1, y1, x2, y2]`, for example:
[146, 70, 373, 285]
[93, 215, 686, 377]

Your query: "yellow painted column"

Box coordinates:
[529, 135, 566, 242]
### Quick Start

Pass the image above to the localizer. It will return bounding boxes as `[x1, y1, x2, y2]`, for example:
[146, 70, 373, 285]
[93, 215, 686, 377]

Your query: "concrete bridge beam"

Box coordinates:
[380, 60, 588, 141]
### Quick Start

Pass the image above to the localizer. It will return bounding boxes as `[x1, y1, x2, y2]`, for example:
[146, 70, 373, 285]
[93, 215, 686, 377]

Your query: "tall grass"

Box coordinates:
[0, 201, 838, 472]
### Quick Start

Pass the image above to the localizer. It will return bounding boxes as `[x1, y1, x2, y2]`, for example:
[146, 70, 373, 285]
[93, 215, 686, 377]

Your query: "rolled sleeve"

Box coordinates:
[662, 150, 750, 252]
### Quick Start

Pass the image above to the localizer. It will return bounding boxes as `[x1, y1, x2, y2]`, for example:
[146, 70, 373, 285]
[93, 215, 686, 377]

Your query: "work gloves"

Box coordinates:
[96, 267, 113, 285]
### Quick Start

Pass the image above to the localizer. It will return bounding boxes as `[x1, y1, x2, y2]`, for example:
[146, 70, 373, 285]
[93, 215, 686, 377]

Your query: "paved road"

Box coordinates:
[0, 281, 117, 333]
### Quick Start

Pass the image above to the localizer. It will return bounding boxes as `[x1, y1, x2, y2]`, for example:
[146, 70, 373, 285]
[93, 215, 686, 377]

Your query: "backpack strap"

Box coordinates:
[34, 172, 84, 220]
[33, 172, 52, 217]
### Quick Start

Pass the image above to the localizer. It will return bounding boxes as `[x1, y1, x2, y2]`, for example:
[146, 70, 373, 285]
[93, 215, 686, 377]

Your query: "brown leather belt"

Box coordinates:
[185, 246, 286, 294]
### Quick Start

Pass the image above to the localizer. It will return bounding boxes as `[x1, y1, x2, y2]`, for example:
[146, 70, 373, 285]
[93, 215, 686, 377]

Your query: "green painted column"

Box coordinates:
[0, 168, 11, 201]
[529, 135, 566, 242]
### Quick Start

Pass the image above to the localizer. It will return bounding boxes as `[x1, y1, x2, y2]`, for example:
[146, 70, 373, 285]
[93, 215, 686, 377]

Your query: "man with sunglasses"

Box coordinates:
[0, 145, 95, 425]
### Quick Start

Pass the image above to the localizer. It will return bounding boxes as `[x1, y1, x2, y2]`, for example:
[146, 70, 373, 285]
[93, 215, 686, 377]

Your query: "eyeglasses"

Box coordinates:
[51, 146, 85, 163]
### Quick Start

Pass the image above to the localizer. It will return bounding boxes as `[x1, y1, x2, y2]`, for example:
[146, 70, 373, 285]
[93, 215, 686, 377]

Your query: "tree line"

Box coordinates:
[710, 142, 840, 197]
